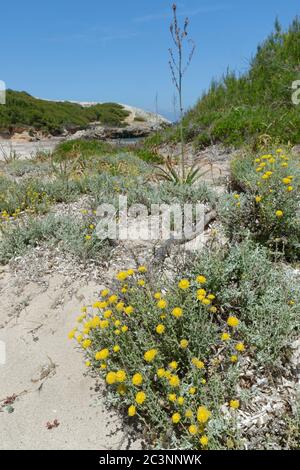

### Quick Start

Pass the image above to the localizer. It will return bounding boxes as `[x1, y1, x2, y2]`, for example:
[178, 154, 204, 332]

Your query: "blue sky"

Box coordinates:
[0, 0, 299, 118]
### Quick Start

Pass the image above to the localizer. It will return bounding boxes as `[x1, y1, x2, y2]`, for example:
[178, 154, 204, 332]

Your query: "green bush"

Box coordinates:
[151, 18, 300, 149]
[218, 148, 300, 260]
[70, 240, 300, 449]
[0, 91, 129, 134]
[53, 139, 116, 160]
[0, 213, 112, 264]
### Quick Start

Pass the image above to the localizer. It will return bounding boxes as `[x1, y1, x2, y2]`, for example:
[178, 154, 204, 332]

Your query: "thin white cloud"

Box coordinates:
[133, 4, 231, 23]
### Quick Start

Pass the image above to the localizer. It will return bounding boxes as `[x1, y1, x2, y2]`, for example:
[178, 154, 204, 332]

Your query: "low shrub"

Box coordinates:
[53, 139, 116, 161]
[148, 19, 300, 150]
[70, 240, 300, 449]
[0, 212, 112, 264]
[219, 148, 300, 260]
[0, 176, 52, 217]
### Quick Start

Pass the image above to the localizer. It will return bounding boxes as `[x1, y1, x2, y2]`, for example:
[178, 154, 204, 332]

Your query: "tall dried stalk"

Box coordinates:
[169, 3, 195, 181]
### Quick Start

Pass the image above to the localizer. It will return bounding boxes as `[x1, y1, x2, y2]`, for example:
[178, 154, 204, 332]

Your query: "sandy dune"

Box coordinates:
[0, 266, 139, 450]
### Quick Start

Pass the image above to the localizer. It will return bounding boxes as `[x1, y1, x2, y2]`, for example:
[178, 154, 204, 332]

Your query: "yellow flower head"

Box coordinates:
[154, 292, 162, 299]
[169, 374, 180, 387]
[144, 349, 158, 362]
[82, 339, 91, 349]
[132, 373, 143, 386]
[95, 348, 109, 361]
[116, 370, 127, 383]
[199, 435, 209, 447]
[172, 307, 183, 318]
[178, 279, 190, 290]
[91, 316, 101, 327]
[177, 396, 185, 405]
[168, 393, 177, 402]
[156, 324, 165, 335]
[227, 316, 239, 328]
[68, 330, 76, 340]
[255, 196, 262, 203]
[230, 355, 238, 363]
[116, 302, 125, 312]
[92, 301, 103, 310]
[192, 358, 205, 369]
[282, 177, 291, 185]
[276, 210, 284, 218]
[169, 361, 178, 370]
[189, 425, 198, 436]
[197, 406, 211, 424]
[230, 399, 240, 409]
[172, 412, 181, 424]
[197, 288, 207, 297]
[106, 372, 117, 385]
[108, 294, 118, 304]
[138, 279, 145, 287]
[128, 405, 136, 417]
[103, 310, 112, 319]
[127, 269, 135, 276]
[85, 360, 91, 367]
[113, 345, 120, 353]
[138, 266, 147, 273]
[100, 320, 109, 329]
[180, 339, 189, 349]
[116, 271, 128, 281]
[124, 306, 134, 315]
[196, 275, 207, 284]
[157, 299, 167, 309]
[189, 387, 196, 395]
[221, 332, 231, 342]
[157, 368, 165, 378]
[235, 342, 245, 352]
[135, 391, 146, 404]
[101, 289, 109, 297]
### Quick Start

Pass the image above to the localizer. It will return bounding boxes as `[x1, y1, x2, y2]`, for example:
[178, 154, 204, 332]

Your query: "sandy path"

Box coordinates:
[0, 266, 139, 450]
[0, 138, 63, 161]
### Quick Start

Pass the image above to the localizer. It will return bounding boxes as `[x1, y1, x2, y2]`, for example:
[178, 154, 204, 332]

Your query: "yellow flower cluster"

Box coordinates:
[69, 265, 247, 450]
[252, 149, 297, 219]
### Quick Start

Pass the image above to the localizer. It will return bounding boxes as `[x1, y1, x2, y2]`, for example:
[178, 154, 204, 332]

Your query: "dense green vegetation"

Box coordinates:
[53, 138, 164, 164]
[0, 90, 130, 134]
[149, 18, 300, 149]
